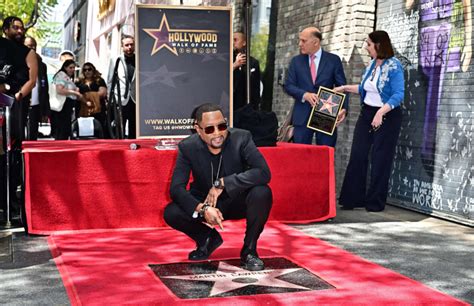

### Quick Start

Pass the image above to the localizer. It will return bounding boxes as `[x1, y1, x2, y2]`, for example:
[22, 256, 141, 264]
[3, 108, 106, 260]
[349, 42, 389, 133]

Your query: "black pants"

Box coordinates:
[1, 99, 28, 220]
[339, 105, 402, 211]
[122, 101, 136, 139]
[27, 104, 40, 141]
[164, 185, 272, 254]
[51, 99, 74, 140]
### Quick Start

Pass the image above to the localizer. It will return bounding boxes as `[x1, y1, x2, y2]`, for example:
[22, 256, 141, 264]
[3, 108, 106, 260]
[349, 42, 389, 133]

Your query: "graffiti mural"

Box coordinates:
[379, 0, 473, 224]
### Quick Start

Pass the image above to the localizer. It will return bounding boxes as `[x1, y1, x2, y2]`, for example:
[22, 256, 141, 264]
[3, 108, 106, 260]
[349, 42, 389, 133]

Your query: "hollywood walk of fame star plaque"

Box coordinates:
[307, 86, 346, 136]
[149, 257, 334, 299]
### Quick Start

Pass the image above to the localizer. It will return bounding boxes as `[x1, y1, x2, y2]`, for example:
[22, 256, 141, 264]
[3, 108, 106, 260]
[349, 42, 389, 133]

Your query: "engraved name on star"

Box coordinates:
[162, 261, 311, 296]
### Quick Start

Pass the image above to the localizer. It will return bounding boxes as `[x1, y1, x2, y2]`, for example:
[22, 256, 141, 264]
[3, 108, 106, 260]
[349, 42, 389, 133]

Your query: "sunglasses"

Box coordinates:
[197, 122, 228, 134]
[83, 68, 93, 72]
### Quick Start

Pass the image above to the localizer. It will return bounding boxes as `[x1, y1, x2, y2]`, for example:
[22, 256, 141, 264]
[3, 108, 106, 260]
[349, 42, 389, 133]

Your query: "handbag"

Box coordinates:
[49, 81, 67, 112]
[277, 105, 294, 142]
[80, 91, 101, 117]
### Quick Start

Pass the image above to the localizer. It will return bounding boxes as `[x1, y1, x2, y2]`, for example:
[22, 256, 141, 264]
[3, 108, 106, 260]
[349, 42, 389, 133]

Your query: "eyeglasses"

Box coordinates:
[11, 25, 24, 31]
[197, 122, 228, 134]
[83, 68, 93, 72]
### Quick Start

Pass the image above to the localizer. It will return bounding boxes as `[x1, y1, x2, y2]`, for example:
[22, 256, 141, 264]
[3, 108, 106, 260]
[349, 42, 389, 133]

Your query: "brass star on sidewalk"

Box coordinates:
[143, 14, 178, 56]
[162, 261, 310, 297]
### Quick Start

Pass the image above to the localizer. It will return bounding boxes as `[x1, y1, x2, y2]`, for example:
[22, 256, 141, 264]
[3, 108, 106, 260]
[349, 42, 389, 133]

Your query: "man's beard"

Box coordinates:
[12, 34, 24, 44]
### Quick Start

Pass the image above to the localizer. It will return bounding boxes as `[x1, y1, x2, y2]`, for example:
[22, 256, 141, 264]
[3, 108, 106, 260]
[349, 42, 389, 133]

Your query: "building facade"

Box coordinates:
[64, 0, 473, 225]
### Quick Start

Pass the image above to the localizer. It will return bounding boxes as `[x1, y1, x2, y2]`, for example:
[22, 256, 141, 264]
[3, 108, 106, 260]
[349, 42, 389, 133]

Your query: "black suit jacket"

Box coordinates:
[170, 128, 271, 216]
[233, 53, 261, 111]
[37, 55, 50, 117]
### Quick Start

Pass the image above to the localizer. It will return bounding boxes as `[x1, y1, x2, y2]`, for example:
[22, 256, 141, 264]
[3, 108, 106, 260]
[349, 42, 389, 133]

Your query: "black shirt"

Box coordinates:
[76, 77, 107, 94]
[124, 54, 135, 83]
[0, 37, 15, 87]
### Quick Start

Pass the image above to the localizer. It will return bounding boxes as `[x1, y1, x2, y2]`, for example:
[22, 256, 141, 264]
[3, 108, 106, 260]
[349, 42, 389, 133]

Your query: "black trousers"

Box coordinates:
[122, 101, 136, 139]
[339, 105, 402, 211]
[51, 99, 74, 140]
[1, 98, 28, 220]
[164, 185, 272, 254]
[27, 104, 40, 141]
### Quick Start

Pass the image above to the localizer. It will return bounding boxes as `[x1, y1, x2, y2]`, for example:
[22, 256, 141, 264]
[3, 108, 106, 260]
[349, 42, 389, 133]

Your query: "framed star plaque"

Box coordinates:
[307, 86, 346, 136]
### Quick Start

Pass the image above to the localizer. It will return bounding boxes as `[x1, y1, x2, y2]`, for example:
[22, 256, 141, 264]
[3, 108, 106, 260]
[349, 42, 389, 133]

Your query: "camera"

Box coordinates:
[0, 64, 12, 84]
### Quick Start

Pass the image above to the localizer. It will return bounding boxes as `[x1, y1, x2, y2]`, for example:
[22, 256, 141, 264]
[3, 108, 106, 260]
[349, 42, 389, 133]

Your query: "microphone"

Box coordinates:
[129, 143, 140, 150]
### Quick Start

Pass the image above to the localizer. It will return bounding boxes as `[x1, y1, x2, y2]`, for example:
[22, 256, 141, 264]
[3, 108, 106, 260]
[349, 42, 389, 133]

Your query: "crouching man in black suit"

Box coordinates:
[164, 103, 272, 271]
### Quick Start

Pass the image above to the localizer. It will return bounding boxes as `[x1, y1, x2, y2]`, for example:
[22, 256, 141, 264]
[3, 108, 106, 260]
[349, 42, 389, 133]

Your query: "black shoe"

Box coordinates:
[366, 207, 384, 212]
[188, 229, 223, 261]
[340, 206, 354, 210]
[241, 253, 265, 271]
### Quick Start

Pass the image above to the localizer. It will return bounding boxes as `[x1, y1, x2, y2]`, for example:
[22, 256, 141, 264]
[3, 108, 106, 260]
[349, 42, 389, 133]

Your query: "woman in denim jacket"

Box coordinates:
[335, 30, 405, 212]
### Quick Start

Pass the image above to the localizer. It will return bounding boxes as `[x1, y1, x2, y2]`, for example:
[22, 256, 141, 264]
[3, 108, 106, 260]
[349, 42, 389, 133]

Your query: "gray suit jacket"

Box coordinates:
[107, 55, 136, 106]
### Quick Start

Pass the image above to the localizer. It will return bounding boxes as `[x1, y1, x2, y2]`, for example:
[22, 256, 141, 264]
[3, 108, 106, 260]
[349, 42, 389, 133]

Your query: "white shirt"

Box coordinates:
[30, 78, 40, 106]
[363, 66, 383, 107]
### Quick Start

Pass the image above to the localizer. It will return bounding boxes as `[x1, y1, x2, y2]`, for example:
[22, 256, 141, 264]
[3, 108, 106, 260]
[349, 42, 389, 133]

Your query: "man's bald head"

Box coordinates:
[299, 27, 322, 55]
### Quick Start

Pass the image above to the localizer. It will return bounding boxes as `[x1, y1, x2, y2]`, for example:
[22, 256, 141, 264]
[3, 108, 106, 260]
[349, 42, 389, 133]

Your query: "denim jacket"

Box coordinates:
[358, 57, 404, 109]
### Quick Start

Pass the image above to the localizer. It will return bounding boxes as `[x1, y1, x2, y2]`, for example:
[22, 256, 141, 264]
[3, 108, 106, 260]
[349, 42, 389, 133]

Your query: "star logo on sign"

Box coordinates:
[318, 95, 339, 115]
[143, 13, 218, 57]
[162, 261, 310, 296]
[143, 14, 178, 56]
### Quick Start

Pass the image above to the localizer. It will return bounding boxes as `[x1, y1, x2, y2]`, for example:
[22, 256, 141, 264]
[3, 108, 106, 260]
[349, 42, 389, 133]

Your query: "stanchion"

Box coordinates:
[4, 105, 11, 228]
[1, 94, 13, 228]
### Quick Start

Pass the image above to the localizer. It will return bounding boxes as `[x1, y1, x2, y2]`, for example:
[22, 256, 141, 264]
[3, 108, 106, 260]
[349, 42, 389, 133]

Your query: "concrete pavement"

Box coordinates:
[1, 205, 473, 305]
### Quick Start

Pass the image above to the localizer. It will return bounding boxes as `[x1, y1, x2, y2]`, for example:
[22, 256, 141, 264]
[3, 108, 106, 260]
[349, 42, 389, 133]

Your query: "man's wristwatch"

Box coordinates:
[213, 179, 224, 190]
[199, 203, 211, 218]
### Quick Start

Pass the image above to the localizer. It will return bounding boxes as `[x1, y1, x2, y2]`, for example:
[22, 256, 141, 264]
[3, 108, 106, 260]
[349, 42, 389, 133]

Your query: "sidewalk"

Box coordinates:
[1, 205, 473, 305]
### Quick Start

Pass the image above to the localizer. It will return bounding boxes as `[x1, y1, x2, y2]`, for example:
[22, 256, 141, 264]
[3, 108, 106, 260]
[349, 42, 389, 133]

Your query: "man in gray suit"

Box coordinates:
[107, 35, 136, 138]
[164, 103, 273, 271]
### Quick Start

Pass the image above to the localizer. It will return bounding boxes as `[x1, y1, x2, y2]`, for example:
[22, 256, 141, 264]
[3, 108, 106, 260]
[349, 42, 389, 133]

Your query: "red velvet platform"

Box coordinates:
[23, 140, 336, 234]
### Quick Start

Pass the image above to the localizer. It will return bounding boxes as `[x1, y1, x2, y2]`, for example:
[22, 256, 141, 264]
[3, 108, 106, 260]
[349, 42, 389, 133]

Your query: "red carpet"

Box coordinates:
[48, 222, 467, 305]
[24, 141, 335, 234]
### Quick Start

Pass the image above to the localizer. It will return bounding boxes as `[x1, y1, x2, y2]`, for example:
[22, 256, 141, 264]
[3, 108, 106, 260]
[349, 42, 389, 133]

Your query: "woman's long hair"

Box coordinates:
[77, 62, 103, 85]
[54, 59, 76, 80]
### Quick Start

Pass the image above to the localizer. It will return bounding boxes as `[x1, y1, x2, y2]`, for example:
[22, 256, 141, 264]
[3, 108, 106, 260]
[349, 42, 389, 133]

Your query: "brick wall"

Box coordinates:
[232, 0, 473, 224]
[377, 0, 473, 224]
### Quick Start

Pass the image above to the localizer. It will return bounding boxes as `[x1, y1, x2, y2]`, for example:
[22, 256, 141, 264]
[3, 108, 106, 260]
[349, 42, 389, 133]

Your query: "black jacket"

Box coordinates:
[37, 55, 50, 117]
[233, 54, 261, 111]
[170, 128, 271, 215]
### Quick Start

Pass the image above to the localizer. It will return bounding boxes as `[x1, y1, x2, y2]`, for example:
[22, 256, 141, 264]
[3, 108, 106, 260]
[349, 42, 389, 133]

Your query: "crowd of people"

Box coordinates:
[0, 14, 405, 270]
[0, 16, 137, 223]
